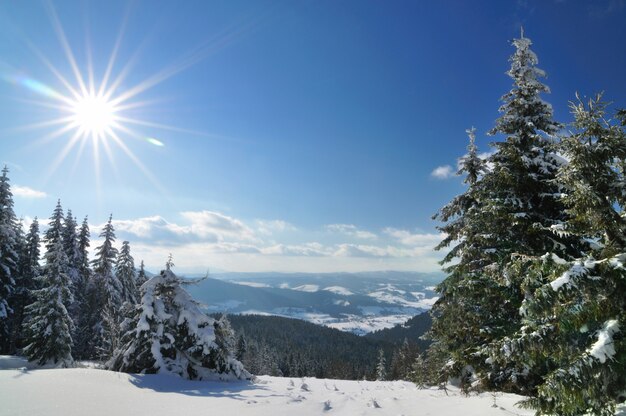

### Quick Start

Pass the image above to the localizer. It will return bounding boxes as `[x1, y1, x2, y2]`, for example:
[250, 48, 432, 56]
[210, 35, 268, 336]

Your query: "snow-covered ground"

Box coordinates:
[0, 356, 537, 416]
[323, 286, 355, 296]
[233, 281, 271, 288]
[292, 284, 320, 292]
[236, 307, 419, 335]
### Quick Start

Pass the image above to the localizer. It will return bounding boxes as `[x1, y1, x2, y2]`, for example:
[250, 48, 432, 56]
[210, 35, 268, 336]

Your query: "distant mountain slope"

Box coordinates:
[187, 276, 386, 316]
[185, 271, 442, 335]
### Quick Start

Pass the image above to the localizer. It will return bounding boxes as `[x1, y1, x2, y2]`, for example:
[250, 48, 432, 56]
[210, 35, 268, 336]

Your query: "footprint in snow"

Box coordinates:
[368, 398, 381, 409]
[290, 394, 306, 402]
[301, 382, 310, 392]
[323, 400, 332, 411]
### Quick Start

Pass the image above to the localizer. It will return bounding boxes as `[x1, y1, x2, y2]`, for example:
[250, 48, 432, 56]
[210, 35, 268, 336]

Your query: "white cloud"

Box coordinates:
[181, 210, 256, 241]
[256, 219, 297, 235]
[106, 211, 257, 245]
[12, 185, 47, 199]
[430, 165, 455, 179]
[262, 242, 329, 257]
[112, 216, 194, 245]
[334, 244, 393, 258]
[325, 224, 377, 240]
[206, 242, 262, 254]
[383, 228, 443, 247]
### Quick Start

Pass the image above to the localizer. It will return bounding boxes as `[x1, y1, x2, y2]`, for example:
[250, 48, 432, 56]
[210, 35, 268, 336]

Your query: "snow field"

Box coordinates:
[0, 359, 534, 416]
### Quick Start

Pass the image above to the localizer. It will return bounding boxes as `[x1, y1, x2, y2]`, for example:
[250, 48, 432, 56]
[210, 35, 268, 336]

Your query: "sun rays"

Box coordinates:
[1, 1, 253, 193]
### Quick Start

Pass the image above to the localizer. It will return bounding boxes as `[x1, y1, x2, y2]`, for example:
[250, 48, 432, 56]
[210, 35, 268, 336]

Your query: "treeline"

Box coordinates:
[0, 180, 145, 361]
[226, 313, 425, 381]
[0, 173, 245, 380]
[427, 32, 626, 415]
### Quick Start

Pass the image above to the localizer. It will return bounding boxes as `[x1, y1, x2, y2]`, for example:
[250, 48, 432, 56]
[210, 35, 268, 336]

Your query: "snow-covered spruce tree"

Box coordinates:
[92, 215, 120, 306]
[390, 338, 420, 380]
[72, 216, 94, 359]
[8, 218, 41, 352]
[501, 96, 626, 416]
[0, 167, 20, 352]
[137, 260, 148, 287]
[108, 240, 138, 355]
[22, 237, 73, 367]
[430, 127, 492, 387]
[6, 219, 25, 353]
[62, 211, 81, 304]
[88, 215, 121, 359]
[107, 265, 249, 380]
[235, 333, 247, 361]
[115, 241, 137, 305]
[45, 200, 65, 248]
[432, 32, 580, 393]
[76, 217, 91, 284]
[214, 314, 237, 373]
[376, 349, 386, 381]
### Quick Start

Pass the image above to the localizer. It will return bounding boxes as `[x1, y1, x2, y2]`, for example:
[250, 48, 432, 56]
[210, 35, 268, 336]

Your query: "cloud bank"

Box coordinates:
[90, 210, 445, 274]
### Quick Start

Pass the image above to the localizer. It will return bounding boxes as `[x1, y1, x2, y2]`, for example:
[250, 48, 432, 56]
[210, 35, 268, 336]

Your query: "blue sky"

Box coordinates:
[0, 0, 625, 273]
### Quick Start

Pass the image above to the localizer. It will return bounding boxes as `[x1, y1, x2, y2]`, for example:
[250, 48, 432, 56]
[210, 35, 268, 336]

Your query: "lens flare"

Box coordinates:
[145, 137, 165, 147]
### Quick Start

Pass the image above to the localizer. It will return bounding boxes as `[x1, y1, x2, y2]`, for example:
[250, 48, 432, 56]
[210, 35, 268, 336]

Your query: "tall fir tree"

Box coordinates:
[24, 200, 73, 366]
[431, 31, 579, 393]
[115, 241, 137, 305]
[136, 260, 148, 298]
[92, 215, 120, 305]
[0, 167, 19, 352]
[430, 127, 490, 386]
[62, 211, 80, 294]
[235, 333, 247, 361]
[22, 238, 73, 367]
[89, 215, 120, 359]
[62, 210, 83, 333]
[390, 338, 420, 380]
[73, 216, 94, 359]
[7, 219, 25, 353]
[9, 218, 41, 352]
[214, 314, 237, 374]
[504, 96, 626, 415]
[76, 217, 91, 287]
[45, 200, 65, 249]
[376, 349, 387, 381]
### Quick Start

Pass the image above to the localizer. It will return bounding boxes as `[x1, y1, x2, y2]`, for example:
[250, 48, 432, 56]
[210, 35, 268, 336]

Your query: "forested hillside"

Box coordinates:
[226, 314, 393, 379]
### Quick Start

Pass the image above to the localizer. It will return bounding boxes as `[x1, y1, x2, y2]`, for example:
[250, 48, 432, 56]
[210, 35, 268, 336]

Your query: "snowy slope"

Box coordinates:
[187, 271, 441, 335]
[0, 356, 537, 416]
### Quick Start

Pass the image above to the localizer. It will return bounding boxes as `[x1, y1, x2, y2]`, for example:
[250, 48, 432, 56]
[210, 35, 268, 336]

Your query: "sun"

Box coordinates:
[70, 93, 118, 139]
[3, 2, 245, 190]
